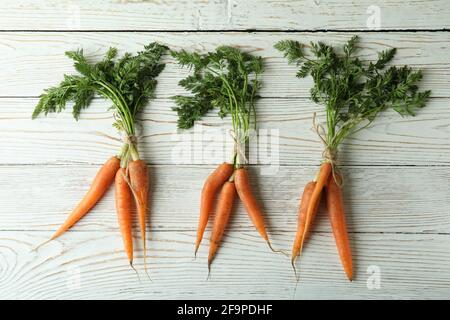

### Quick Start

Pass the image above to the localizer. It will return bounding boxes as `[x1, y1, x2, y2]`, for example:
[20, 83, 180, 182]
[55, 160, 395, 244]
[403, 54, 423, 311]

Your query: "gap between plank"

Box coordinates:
[0, 28, 448, 33]
[0, 163, 449, 168]
[1, 96, 449, 100]
[0, 229, 448, 235]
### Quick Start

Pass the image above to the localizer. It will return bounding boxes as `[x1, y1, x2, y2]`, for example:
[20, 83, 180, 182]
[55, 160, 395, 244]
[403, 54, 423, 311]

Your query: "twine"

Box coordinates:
[229, 129, 248, 165]
[312, 113, 344, 187]
[122, 134, 138, 146]
[114, 113, 143, 146]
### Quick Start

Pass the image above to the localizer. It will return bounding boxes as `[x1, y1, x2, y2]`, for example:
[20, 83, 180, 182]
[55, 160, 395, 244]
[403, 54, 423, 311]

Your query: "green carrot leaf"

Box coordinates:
[275, 36, 431, 150]
[33, 43, 168, 137]
[171, 46, 264, 137]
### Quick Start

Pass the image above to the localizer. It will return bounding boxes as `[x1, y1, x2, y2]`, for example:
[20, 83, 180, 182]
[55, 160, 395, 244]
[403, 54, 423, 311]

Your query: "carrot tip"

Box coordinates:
[130, 261, 141, 283]
[194, 245, 199, 260]
[144, 269, 152, 282]
[143, 261, 152, 282]
[291, 257, 299, 281]
[206, 261, 212, 281]
[266, 240, 289, 257]
[142, 250, 151, 281]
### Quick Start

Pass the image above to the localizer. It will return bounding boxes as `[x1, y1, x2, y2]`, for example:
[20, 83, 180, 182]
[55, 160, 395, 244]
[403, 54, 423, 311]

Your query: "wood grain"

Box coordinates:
[0, 0, 448, 31]
[0, 0, 449, 300]
[0, 165, 449, 234]
[0, 231, 448, 299]
[2, 97, 449, 166]
[0, 32, 446, 98]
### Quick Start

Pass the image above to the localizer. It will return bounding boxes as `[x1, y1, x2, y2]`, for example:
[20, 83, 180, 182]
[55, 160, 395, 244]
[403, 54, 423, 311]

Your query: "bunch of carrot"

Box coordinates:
[276, 36, 430, 280]
[292, 163, 352, 279]
[41, 155, 149, 272]
[32, 43, 168, 273]
[171, 46, 281, 271]
[29, 37, 432, 283]
[197, 164, 278, 271]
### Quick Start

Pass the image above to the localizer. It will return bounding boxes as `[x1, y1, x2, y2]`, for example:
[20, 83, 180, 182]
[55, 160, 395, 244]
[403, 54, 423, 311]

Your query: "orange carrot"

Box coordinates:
[234, 168, 270, 244]
[208, 181, 236, 270]
[128, 160, 149, 271]
[291, 181, 320, 263]
[299, 162, 332, 251]
[115, 168, 134, 265]
[326, 174, 353, 281]
[50, 156, 120, 240]
[195, 162, 234, 255]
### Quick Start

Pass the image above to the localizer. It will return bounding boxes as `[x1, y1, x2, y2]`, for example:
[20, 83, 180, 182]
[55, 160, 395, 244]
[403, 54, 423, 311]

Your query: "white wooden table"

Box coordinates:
[0, 0, 449, 300]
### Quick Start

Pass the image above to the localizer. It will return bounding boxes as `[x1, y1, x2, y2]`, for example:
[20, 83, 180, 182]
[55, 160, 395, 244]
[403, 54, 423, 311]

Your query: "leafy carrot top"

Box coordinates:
[32, 43, 167, 142]
[171, 46, 264, 167]
[275, 36, 431, 152]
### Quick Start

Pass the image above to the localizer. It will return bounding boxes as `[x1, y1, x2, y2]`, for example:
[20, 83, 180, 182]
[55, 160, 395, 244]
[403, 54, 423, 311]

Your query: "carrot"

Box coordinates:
[195, 162, 234, 256]
[276, 37, 430, 280]
[128, 160, 149, 272]
[208, 181, 236, 271]
[291, 181, 321, 270]
[326, 174, 353, 281]
[234, 168, 273, 247]
[299, 163, 332, 250]
[115, 168, 134, 265]
[50, 156, 120, 241]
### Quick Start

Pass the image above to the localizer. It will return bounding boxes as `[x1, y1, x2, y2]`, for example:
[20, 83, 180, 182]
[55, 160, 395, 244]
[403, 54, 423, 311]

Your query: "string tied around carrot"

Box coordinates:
[229, 128, 248, 166]
[312, 112, 343, 187]
[123, 134, 138, 146]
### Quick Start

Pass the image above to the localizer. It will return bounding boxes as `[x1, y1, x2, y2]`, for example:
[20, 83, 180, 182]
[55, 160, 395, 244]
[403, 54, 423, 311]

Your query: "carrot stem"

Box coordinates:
[129, 143, 140, 161]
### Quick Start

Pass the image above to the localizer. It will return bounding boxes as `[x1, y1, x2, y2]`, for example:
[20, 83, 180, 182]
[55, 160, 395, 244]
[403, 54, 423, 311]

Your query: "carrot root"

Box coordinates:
[291, 258, 299, 281]
[195, 162, 234, 256]
[298, 163, 332, 257]
[208, 181, 236, 272]
[234, 168, 270, 244]
[128, 159, 150, 277]
[115, 168, 134, 265]
[326, 174, 353, 281]
[266, 240, 289, 257]
[50, 156, 120, 241]
[130, 261, 141, 283]
[291, 181, 320, 279]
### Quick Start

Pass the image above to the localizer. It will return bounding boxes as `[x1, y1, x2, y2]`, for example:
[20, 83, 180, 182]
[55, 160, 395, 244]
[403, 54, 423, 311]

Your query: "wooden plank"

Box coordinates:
[1, 165, 449, 233]
[0, 230, 449, 299]
[2, 97, 449, 166]
[0, 0, 448, 31]
[0, 32, 445, 98]
[0, 2, 449, 300]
